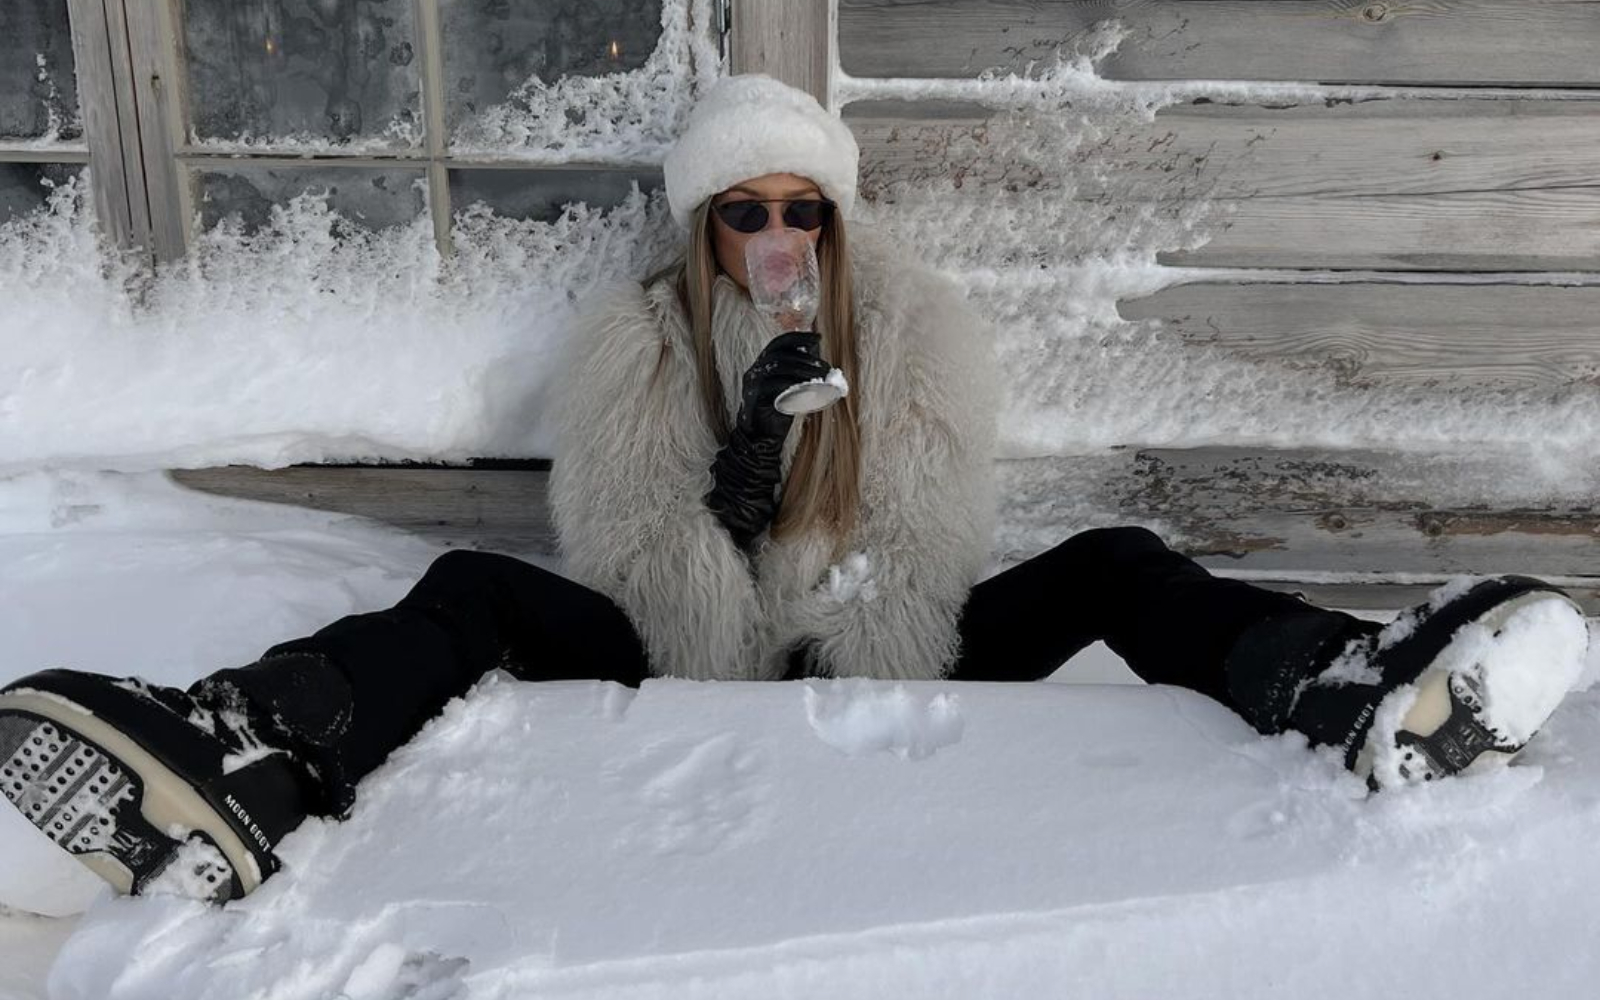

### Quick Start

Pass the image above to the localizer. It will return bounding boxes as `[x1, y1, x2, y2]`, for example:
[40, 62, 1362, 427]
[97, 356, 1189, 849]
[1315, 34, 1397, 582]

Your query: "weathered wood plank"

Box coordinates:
[172, 448, 1600, 613]
[851, 98, 1600, 203]
[839, 0, 1600, 87]
[123, 0, 191, 261]
[1117, 282, 1600, 388]
[170, 466, 558, 557]
[848, 97, 1600, 271]
[1246, 580, 1600, 615]
[64, 0, 138, 251]
[1074, 447, 1594, 518]
[1166, 189, 1600, 271]
[731, 0, 833, 107]
[998, 448, 1600, 611]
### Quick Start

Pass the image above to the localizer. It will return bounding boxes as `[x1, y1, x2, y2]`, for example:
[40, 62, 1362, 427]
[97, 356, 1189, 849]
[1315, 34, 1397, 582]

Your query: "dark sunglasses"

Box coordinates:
[711, 198, 835, 234]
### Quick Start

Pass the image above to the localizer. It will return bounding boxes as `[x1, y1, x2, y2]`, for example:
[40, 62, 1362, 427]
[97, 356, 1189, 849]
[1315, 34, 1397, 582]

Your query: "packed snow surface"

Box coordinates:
[1, 473, 1599, 1000]
[34, 678, 1600, 1000]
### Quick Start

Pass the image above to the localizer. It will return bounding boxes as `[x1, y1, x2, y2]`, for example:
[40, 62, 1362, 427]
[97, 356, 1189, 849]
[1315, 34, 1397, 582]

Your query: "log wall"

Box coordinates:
[175, 1, 1600, 610]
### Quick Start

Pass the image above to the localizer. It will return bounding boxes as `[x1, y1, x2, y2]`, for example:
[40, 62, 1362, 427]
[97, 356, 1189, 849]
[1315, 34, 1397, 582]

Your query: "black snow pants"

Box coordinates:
[211, 526, 1362, 814]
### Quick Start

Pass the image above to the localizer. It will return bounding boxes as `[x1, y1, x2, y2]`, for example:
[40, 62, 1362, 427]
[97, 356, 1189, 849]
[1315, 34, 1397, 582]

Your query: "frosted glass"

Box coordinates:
[0, 163, 80, 223]
[440, 0, 662, 135]
[448, 167, 659, 222]
[196, 166, 426, 233]
[182, 0, 421, 147]
[0, 0, 80, 141]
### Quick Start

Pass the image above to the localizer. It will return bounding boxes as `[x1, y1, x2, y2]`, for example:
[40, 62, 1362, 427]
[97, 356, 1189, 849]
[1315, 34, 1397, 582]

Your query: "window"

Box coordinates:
[0, 1, 87, 225]
[15, 0, 720, 263]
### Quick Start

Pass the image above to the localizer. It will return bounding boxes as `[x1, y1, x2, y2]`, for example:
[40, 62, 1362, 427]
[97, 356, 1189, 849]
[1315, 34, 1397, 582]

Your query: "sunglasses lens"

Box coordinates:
[783, 200, 832, 231]
[715, 202, 769, 233]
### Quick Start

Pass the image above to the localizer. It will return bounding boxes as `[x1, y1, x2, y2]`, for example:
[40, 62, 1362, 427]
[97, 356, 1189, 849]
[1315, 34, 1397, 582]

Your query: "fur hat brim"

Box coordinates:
[664, 75, 859, 229]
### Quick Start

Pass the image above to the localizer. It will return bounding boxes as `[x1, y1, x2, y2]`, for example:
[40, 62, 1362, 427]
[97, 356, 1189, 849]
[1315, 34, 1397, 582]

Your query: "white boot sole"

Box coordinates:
[0, 690, 261, 899]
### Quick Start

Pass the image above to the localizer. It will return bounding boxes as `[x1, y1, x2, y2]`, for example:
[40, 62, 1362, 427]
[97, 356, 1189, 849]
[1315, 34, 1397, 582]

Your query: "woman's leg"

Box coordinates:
[208, 549, 650, 812]
[948, 526, 1364, 711]
[948, 527, 1589, 792]
[0, 550, 649, 899]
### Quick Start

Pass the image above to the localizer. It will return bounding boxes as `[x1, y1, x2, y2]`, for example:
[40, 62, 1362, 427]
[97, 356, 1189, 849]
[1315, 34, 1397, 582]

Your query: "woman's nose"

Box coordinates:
[763, 206, 787, 232]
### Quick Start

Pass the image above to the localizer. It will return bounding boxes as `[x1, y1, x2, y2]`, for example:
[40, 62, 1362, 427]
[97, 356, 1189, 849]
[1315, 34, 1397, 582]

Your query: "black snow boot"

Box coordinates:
[0, 666, 324, 901]
[1226, 576, 1589, 790]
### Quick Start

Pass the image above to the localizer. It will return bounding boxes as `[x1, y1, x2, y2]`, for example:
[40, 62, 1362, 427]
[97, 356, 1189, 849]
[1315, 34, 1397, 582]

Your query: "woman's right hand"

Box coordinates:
[736, 331, 832, 440]
[706, 332, 830, 551]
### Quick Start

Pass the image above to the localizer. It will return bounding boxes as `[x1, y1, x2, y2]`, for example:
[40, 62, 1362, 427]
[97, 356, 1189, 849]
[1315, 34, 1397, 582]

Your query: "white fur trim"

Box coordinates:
[664, 74, 860, 228]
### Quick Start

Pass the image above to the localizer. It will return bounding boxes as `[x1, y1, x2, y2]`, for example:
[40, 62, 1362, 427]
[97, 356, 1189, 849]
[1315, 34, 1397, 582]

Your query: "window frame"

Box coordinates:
[156, 0, 738, 260]
[37, 0, 736, 263]
[9, 0, 827, 264]
[0, 1, 115, 243]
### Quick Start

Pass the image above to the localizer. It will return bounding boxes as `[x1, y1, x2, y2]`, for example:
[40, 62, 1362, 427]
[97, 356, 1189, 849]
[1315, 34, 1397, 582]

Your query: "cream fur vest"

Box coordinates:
[549, 231, 999, 681]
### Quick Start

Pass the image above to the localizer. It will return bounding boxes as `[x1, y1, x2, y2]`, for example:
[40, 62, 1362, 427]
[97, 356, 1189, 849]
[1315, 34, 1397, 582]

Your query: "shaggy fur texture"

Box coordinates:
[549, 230, 999, 681]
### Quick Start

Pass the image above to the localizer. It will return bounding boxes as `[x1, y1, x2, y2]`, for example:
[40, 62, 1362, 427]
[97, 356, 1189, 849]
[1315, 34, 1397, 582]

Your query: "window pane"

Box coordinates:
[441, 0, 661, 133]
[441, 0, 700, 160]
[448, 167, 659, 223]
[0, 0, 81, 142]
[196, 166, 426, 233]
[0, 162, 80, 223]
[182, 0, 421, 149]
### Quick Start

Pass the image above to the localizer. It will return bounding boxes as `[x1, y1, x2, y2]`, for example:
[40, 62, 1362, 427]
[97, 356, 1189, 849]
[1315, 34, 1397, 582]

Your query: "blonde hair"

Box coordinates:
[657, 201, 862, 550]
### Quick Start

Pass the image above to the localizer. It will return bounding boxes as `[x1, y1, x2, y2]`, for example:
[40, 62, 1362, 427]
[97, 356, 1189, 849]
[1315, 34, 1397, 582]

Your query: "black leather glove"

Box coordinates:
[733, 331, 832, 438]
[706, 331, 832, 549]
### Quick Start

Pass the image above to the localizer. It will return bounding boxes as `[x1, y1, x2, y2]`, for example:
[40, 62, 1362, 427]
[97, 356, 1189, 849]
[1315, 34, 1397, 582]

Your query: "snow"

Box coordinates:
[1, 472, 1598, 1000]
[835, 46, 1600, 481]
[0, 469, 450, 925]
[803, 680, 962, 759]
[822, 552, 877, 603]
[31, 670, 1600, 1000]
[0, 52, 83, 152]
[0, 471, 444, 681]
[3, 14, 1600, 999]
[1475, 599, 1591, 739]
[0, 178, 675, 473]
[447, 0, 718, 163]
[0, 909, 75, 998]
[137, 838, 233, 904]
[3, 22, 1599, 507]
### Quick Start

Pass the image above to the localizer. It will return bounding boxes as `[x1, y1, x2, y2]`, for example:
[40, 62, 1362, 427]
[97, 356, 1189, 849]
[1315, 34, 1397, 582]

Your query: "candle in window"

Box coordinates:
[608, 39, 621, 60]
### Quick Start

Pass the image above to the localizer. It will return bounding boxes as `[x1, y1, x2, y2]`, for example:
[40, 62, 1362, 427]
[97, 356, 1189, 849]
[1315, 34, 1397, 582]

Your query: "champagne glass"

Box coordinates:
[743, 228, 848, 416]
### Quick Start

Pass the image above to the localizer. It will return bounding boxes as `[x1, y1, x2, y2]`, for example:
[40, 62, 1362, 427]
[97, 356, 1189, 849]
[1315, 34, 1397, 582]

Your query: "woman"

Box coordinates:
[0, 75, 1588, 903]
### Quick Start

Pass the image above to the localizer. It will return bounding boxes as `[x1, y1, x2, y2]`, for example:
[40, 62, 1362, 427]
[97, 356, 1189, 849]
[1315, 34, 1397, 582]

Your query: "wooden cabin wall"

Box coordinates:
[180, 0, 1600, 610]
[833, 0, 1600, 607]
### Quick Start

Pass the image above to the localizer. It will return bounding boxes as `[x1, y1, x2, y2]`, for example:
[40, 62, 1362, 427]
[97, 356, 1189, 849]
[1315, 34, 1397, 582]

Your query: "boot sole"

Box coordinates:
[0, 690, 257, 900]
[1355, 589, 1589, 789]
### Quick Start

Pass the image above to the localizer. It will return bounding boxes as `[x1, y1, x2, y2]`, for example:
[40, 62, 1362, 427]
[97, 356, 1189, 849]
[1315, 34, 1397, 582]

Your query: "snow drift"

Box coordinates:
[36, 675, 1600, 1000]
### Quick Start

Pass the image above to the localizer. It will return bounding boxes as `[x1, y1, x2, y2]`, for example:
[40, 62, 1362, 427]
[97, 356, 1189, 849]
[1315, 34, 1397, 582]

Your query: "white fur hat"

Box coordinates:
[663, 74, 859, 228]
